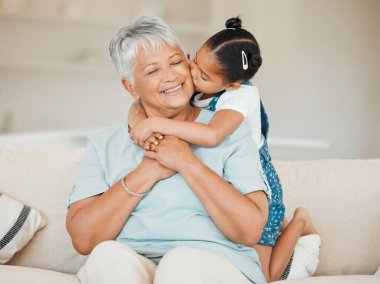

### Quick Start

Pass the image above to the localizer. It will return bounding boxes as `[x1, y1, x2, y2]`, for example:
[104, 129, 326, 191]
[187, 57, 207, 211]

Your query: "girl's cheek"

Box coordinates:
[190, 70, 197, 81]
[193, 81, 202, 92]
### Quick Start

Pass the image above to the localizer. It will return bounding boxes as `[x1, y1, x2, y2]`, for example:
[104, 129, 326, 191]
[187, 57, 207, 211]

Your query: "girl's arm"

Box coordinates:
[129, 101, 165, 146]
[132, 109, 244, 147]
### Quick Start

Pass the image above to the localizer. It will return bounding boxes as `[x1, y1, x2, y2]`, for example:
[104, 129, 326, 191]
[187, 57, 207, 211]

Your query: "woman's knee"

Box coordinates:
[79, 241, 156, 284]
[90, 240, 134, 259]
[159, 246, 195, 267]
[158, 247, 199, 271]
[155, 247, 250, 284]
[154, 247, 200, 284]
[85, 240, 140, 269]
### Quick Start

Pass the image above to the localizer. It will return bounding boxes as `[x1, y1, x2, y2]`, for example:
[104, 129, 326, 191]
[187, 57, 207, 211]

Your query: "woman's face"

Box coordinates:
[130, 43, 194, 117]
[189, 45, 228, 94]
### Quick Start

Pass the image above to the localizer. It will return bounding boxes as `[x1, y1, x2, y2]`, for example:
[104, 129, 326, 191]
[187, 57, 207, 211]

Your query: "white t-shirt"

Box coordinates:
[192, 84, 264, 148]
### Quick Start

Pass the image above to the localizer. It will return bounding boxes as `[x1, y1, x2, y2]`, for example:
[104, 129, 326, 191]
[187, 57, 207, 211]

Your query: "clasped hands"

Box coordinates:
[129, 122, 198, 174]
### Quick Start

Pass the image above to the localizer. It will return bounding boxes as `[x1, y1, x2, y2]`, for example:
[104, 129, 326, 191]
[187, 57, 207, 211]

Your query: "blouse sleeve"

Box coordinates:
[216, 86, 259, 118]
[222, 122, 271, 200]
[67, 137, 110, 207]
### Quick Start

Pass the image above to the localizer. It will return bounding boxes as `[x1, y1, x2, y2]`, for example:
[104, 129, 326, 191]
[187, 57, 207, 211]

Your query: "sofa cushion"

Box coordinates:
[0, 149, 87, 273]
[274, 159, 380, 276]
[0, 265, 79, 284]
[0, 148, 379, 277]
[0, 193, 46, 264]
[273, 275, 380, 283]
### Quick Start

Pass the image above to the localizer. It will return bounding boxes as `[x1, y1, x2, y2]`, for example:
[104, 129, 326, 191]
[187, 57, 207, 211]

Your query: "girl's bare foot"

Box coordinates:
[293, 207, 318, 236]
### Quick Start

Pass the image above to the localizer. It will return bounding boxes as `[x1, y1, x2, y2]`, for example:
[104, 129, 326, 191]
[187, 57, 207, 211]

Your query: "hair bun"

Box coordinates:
[250, 54, 262, 69]
[225, 17, 242, 29]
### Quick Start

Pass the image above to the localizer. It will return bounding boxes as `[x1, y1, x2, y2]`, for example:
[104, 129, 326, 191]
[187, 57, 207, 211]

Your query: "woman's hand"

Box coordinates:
[140, 156, 176, 181]
[130, 118, 157, 147]
[144, 135, 199, 172]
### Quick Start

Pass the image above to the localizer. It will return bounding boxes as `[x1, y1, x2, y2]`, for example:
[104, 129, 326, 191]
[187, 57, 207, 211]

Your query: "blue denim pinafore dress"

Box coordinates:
[207, 84, 285, 246]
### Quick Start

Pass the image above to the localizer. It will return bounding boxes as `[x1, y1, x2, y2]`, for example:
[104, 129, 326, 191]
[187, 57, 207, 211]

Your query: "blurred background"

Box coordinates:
[0, 0, 379, 160]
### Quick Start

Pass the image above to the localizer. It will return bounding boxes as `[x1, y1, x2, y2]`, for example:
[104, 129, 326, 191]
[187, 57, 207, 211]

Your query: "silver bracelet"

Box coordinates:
[120, 175, 147, 198]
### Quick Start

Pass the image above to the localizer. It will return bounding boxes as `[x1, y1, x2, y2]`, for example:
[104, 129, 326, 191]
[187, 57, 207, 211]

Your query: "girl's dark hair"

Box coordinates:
[205, 16, 262, 83]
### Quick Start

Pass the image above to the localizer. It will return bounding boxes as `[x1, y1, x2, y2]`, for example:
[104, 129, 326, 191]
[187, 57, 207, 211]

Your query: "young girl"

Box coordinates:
[128, 16, 320, 282]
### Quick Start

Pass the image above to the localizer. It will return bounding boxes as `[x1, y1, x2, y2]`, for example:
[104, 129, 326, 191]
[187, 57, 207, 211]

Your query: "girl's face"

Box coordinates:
[189, 45, 229, 94]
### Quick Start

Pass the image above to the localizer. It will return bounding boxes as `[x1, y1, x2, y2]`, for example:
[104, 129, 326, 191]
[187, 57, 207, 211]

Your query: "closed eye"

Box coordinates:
[201, 73, 208, 81]
[171, 60, 183, 65]
[146, 69, 158, 75]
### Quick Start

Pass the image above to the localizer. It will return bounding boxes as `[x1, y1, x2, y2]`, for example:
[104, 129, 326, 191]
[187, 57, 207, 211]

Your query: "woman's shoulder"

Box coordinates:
[87, 123, 130, 147]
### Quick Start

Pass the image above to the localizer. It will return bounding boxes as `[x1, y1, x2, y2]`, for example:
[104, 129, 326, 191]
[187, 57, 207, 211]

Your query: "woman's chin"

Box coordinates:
[159, 94, 191, 109]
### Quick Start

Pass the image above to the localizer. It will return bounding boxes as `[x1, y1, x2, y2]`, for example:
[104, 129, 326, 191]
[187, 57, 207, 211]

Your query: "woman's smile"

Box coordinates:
[160, 84, 183, 95]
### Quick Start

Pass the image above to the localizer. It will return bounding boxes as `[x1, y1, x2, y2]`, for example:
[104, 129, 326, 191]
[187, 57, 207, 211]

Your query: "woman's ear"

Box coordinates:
[225, 82, 241, 91]
[122, 79, 139, 100]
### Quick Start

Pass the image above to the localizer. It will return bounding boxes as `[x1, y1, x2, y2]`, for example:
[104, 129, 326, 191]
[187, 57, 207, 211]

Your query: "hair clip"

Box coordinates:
[241, 51, 248, 70]
[226, 27, 236, 30]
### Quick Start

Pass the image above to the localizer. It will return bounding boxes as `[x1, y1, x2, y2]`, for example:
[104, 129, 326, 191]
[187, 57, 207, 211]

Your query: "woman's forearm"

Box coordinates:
[179, 158, 268, 246]
[66, 166, 159, 255]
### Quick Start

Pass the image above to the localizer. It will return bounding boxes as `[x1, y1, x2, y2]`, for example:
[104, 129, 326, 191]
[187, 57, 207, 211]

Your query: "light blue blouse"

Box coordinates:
[68, 109, 270, 284]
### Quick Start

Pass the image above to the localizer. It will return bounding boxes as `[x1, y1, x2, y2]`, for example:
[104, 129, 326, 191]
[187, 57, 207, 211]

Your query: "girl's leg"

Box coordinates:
[251, 244, 273, 282]
[253, 207, 318, 282]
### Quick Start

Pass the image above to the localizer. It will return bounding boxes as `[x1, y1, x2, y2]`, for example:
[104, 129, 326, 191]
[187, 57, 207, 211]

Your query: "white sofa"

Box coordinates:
[0, 148, 379, 283]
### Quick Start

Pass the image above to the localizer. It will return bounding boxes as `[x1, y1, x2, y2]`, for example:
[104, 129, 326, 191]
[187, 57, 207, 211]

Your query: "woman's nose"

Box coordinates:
[162, 67, 177, 82]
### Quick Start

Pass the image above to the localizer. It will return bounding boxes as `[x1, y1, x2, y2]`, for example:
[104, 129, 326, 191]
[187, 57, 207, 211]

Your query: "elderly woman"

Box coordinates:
[66, 15, 270, 284]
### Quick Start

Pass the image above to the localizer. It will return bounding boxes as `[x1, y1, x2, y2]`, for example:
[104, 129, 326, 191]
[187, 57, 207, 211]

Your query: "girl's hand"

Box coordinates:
[130, 118, 156, 147]
[144, 136, 199, 172]
[143, 133, 164, 151]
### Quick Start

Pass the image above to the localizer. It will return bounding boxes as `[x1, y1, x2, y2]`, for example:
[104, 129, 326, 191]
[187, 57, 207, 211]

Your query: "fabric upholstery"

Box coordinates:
[0, 149, 379, 282]
[272, 275, 379, 283]
[0, 149, 87, 273]
[274, 159, 380, 276]
[0, 265, 79, 284]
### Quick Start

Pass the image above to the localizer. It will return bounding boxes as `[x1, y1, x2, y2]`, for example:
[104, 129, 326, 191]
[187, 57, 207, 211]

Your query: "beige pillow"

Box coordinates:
[0, 193, 46, 264]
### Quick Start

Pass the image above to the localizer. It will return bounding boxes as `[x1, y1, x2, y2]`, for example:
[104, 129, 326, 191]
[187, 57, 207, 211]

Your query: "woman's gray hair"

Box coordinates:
[109, 15, 187, 84]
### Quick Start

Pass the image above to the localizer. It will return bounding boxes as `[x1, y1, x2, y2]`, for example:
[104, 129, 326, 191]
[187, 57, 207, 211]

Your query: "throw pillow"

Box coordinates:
[0, 193, 46, 264]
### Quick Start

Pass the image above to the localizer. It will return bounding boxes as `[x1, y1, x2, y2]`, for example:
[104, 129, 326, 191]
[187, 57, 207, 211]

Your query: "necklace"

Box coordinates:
[187, 106, 194, 122]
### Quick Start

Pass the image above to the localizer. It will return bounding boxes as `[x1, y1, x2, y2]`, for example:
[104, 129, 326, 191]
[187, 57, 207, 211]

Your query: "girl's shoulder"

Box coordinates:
[232, 83, 259, 96]
[219, 84, 260, 104]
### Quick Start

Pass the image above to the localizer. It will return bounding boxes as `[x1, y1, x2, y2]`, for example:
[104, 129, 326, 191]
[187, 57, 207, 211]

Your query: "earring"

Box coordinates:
[134, 99, 141, 114]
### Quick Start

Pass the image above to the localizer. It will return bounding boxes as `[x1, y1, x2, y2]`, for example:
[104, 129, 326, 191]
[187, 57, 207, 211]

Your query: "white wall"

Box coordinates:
[248, 0, 379, 159]
[259, 0, 379, 158]
[0, 0, 378, 159]
[376, 3, 380, 158]
[0, 18, 130, 132]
